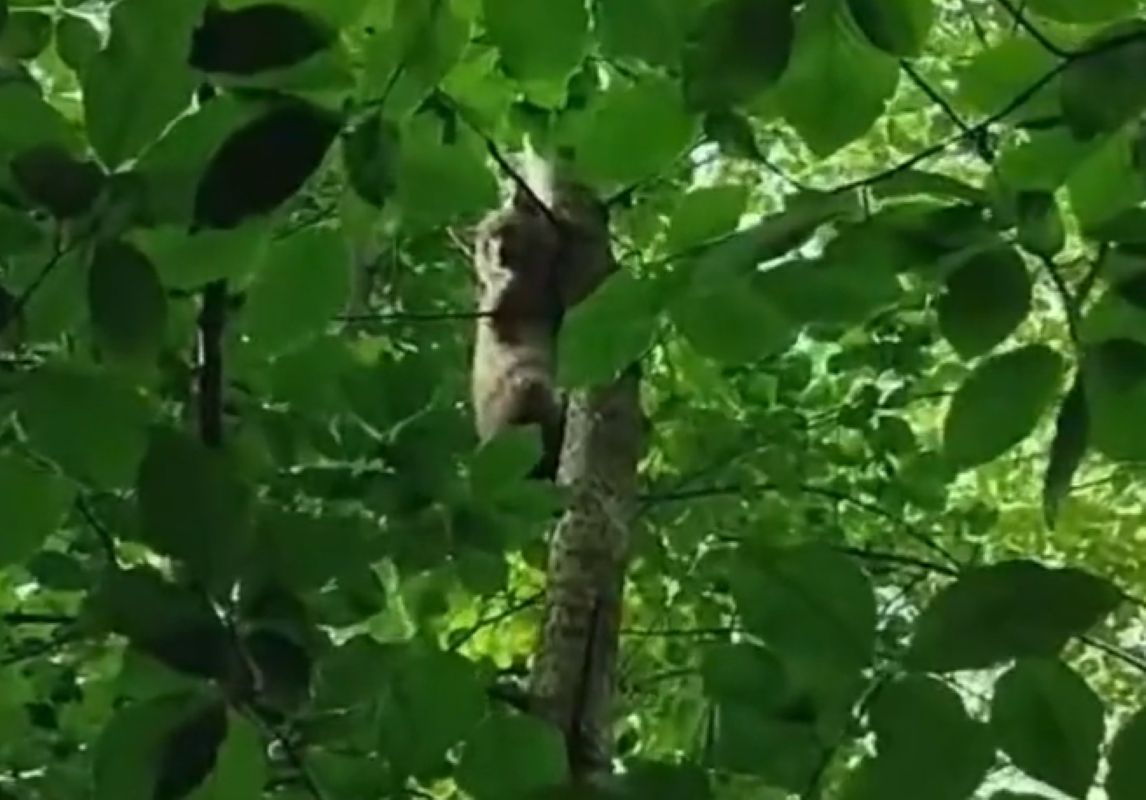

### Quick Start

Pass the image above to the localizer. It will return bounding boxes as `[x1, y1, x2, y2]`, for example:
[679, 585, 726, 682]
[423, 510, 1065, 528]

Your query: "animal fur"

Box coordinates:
[470, 158, 611, 479]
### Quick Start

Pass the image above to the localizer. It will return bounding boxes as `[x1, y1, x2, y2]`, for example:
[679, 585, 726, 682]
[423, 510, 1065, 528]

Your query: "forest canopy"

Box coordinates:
[3, 0, 1146, 799]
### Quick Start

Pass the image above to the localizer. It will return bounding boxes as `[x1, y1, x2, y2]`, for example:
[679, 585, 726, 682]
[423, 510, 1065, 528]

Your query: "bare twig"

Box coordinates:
[991, 0, 1070, 58]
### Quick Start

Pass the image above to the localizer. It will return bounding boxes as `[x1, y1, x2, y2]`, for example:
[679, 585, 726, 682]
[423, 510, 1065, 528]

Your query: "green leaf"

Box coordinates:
[936, 247, 1031, 360]
[703, 110, 765, 161]
[94, 692, 206, 800]
[1108, 707, 1146, 800]
[187, 712, 266, 800]
[0, 83, 75, 155]
[378, 644, 486, 776]
[670, 273, 794, 364]
[134, 221, 271, 290]
[843, 676, 993, 800]
[557, 270, 660, 387]
[238, 227, 350, 356]
[10, 144, 104, 219]
[597, 0, 701, 67]
[252, 508, 372, 593]
[153, 698, 228, 800]
[194, 100, 342, 229]
[343, 111, 399, 208]
[0, 453, 74, 566]
[83, 0, 204, 168]
[1028, 0, 1135, 24]
[1061, 22, 1146, 139]
[942, 344, 1064, 469]
[730, 544, 876, 678]
[702, 643, 790, 712]
[846, 0, 935, 57]
[17, 363, 151, 489]
[395, 120, 497, 228]
[1083, 338, 1146, 461]
[469, 427, 544, 493]
[457, 713, 568, 799]
[1016, 191, 1066, 257]
[482, 0, 587, 81]
[1043, 377, 1088, 529]
[88, 240, 168, 368]
[906, 560, 1122, 672]
[665, 185, 749, 253]
[682, 0, 794, 110]
[578, 77, 697, 188]
[1067, 129, 1146, 232]
[959, 37, 1060, 124]
[190, 4, 334, 74]
[777, 0, 899, 157]
[0, 10, 51, 60]
[137, 428, 255, 587]
[990, 659, 1103, 798]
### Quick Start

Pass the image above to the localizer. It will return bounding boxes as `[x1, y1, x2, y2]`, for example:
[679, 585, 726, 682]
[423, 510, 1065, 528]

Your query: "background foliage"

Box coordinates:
[3, 0, 1146, 798]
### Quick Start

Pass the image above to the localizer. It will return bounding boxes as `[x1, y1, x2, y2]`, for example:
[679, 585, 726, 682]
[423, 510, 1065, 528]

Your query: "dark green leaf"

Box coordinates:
[238, 227, 351, 355]
[55, 14, 101, 74]
[847, 0, 935, 57]
[0, 10, 51, 60]
[959, 36, 1060, 125]
[1016, 191, 1066, 257]
[189, 712, 266, 799]
[730, 544, 876, 678]
[190, 4, 333, 75]
[936, 247, 1031, 359]
[1028, 0, 1135, 24]
[243, 629, 311, 713]
[702, 643, 790, 713]
[1083, 338, 1146, 461]
[1061, 22, 1146, 139]
[395, 119, 497, 228]
[342, 111, 399, 208]
[618, 761, 712, 800]
[82, 0, 204, 168]
[1108, 707, 1146, 800]
[777, 0, 899, 157]
[136, 221, 271, 290]
[17, 363, 152, 489]
[137, 428, 255, 588]
[843, 676, 993, 800]
[942, 344, 1064, 468]
[94, 692, 206, 800]
[0, 83, 75, 155]
[377, 645, 486, 776]
[0, 453, 74, 566]
[906, 560, 1122, 672]
[88, 240, 168, 368]
[682, 0, 794, 110]
[578, 77, 697, 188]
[89, 567, 231, 680]
[482, 0, 587, 81]
[990, 659, 1103, 798]
[703, 110, 764, 161]
[457, 713, 567, 799]
[194, 100, 341, 229]
[1043, 377, 1088, 529]
[557, 270, 660, 387]
[154, 698, 227, 800]
[10, 145, 104, 218]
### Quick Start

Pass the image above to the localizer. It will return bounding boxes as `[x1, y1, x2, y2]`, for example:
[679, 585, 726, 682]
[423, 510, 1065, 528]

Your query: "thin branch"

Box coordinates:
[448, 592, 543, 651]
[991, 0, 1071, 58]
[435, 91, 562, 230]
[621, 626, 736, 639]
[645, 482, 960, 568]
[197, 281, 228, 448]
[0, 234, 68, 338]
[77, 497, 120, 568]
[834, 545, 959, 577]
[1039, 254, 1081, 344]
[900, 59, 985, 153]
[338, 308, 493, 325]
[1081, 633, 1146, 674]
[961, 0, 990, 46]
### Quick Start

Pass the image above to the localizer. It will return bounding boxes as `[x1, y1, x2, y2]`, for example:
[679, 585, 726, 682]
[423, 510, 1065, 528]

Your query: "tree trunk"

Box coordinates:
[522, 164, 643, 784]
